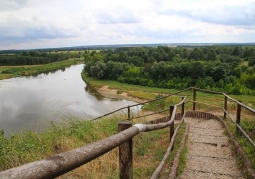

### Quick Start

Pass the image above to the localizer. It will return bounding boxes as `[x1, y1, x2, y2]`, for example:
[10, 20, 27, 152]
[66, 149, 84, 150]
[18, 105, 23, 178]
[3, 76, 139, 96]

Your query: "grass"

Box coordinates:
[1, 67, 254, 177]
[0, 114, 121, 176]
[226, 118, 255, 171]
[0, 58, 84, 80]
[82, 72, 180, 97]
[177, 145, 188, 176]
[82, 71, 255, 109]
[83, 72, 255, 173]
[0, 112, 187, 178]
[156, 123, 187, 178]
[142, 94, 175, 112]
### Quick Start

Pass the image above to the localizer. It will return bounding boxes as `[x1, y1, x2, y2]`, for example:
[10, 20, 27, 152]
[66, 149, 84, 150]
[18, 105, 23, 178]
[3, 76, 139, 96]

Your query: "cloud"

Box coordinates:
[161, 1, 255, 26]
[0, 15, 82, 46]
[0, 0, 31, 11]
[0, 0, 255, 50]
[96, 10, 142, 24]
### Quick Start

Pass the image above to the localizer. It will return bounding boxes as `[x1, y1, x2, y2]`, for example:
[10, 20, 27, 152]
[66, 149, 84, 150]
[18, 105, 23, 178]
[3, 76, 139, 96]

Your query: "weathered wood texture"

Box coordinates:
[118, 121, 133, 179]
[0, 126, 140, 179]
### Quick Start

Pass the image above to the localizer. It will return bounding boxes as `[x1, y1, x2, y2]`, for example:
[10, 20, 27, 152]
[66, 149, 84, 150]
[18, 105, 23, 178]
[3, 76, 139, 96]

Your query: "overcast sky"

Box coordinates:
[0, 0, 255, 50]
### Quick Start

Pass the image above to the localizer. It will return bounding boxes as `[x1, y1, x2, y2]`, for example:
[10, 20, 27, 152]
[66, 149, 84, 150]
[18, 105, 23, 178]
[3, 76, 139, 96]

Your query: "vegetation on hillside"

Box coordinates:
[0, 51, 82, 66]
[82, 75, 255, 172]
[0, 45, 254, 176]
[0, 58, 83, 80]
[84, 46, 255, 95]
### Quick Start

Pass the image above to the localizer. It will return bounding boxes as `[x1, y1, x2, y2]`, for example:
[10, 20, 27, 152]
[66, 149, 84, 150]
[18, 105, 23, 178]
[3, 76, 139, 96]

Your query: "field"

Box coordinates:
[0, 58, 84, 80]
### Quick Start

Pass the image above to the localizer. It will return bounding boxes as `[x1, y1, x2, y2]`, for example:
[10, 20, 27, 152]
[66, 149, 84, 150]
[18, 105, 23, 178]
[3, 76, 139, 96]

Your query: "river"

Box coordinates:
[0, 64, 138, 135]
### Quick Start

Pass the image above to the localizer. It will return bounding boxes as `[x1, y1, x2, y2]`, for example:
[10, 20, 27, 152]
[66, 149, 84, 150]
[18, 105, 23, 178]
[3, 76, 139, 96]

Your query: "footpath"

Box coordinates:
[179, 117, 245, 179]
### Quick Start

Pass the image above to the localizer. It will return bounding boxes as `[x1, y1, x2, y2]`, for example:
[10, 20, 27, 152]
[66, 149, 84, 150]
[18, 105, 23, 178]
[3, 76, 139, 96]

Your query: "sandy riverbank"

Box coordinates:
[96, 85, 169, 123]
[97, 85, 146, 103]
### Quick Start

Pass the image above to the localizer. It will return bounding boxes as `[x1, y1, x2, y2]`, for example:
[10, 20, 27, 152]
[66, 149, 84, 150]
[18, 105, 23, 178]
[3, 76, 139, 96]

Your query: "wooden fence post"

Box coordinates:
[224, 96, 227, 119]
[181, 97, 185, 117]
[193, 88, 196, 111]
[170, 105, 174, 150]
[118, 121, 133, 179]
[236, 101, 242, 134]
[128, 106, 130, 120]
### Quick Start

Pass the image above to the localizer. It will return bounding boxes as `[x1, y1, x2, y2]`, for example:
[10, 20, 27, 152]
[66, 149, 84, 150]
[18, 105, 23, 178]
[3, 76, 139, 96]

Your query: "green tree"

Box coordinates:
[206, 49, 217, 61]
[213, 66, 226, 82]
[90, 61, 108, 79]
[107, 61, 125, 79]
[127, 56, 144, 66]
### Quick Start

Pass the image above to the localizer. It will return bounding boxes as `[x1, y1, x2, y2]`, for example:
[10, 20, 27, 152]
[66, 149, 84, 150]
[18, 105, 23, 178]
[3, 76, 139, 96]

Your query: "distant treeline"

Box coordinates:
[1, 43, 254, 55]
[0, 51, 81, 66]
[84, 46, 255, 95]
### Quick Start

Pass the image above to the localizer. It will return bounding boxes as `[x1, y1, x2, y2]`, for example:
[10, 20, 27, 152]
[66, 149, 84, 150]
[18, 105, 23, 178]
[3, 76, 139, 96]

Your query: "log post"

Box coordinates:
[193, 88, 196, 111]
[128, 106, 130, 120]
[118, 121, 133, 179]
[224, 96, 227, 119]
[170, 105, 174, 150]
[181, 97, 185, 117]
[236, 101, 242, 134]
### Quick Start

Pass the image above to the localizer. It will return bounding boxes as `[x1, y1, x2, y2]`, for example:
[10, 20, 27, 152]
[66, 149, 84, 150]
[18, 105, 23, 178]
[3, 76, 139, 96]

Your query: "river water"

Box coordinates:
[0, 64, 137, 135]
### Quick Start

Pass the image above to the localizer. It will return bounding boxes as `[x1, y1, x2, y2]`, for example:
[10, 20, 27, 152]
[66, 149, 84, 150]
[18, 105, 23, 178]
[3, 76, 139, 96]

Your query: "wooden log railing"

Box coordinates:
[91, 87, 192, 121]
[0, 97, 186, 179]
[0, 87, 254, 179]
[192, 88, 254, 147]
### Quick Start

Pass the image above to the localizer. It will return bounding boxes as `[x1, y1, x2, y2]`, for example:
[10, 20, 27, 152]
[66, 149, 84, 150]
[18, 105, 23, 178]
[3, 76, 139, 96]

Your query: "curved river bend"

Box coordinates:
[0, 64, 137, 135]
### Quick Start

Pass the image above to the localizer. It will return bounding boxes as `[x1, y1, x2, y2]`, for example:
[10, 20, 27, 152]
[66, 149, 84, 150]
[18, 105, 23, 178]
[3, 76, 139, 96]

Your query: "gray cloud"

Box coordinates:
[0, 26, 78, 46]
[0, 0, 255, 50]
[8, 0, 30, 5]
[0, 0, 31, 11]
[162, 3, 255, 26]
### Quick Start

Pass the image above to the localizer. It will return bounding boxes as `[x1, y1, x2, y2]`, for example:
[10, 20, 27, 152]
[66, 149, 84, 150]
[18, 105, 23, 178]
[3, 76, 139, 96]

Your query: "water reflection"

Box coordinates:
[84, 85, 104, 101]
[0, 64, 137, 136]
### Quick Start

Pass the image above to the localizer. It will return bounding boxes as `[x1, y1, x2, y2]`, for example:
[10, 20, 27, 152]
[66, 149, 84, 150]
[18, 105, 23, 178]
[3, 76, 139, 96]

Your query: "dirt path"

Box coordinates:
[179, 117, 245, 179]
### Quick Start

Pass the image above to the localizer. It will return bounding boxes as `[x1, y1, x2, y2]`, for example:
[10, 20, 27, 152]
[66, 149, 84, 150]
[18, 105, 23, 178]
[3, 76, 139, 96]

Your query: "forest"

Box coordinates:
[0, 51, 81, 65]
[84, 46, 255, 95]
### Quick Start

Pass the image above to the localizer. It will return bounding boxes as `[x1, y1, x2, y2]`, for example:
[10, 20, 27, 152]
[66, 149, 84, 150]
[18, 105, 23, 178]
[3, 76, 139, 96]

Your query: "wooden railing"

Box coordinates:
[192, 87, 255, 148]
[0, 87, 254, 178]
[91, 87, 192, 121]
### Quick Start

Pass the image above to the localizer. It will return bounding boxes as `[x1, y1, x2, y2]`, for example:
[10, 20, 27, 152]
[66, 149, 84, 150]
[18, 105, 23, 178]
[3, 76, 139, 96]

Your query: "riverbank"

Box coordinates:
[97, 85, 146, 103]
[0, 58, 84, 80]
[81, 70, 178, 102]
